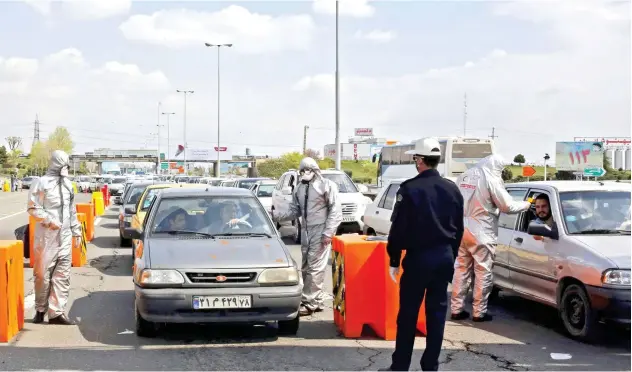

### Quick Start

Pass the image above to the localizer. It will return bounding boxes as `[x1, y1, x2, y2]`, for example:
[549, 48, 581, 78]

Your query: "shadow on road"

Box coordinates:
[89, 254, 133, 277]
[100, 222, 120, 230]
[90, 235, 121, 249]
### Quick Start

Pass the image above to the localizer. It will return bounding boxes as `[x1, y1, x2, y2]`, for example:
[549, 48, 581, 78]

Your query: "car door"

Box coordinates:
[507, 188, 559, 305]
[272, 174, 287, 212]
[372, 182, 400, 234]
[363, 186, 387, 233]
[494, 188, 529, 290]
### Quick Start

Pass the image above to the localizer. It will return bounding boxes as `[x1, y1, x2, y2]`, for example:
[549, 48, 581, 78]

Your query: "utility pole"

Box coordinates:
[156, 102, 164, 173]
[204, 42, 233, 177]
[489, 127, 498, 140]
[162, 112, 175, 166]
[303, 125, 309, 154]
[463, 92, 467, 136]
[176, 90, 194, 174]
[334, 0, 341, 170]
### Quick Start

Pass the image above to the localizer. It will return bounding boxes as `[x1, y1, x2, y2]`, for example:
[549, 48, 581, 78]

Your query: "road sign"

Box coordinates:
[522, 166, 537, 177]
[214, 146, 227, 152]
[160, 162, 168, 170]
[583, 166, 607, 177]
[160, 153, 165, 160]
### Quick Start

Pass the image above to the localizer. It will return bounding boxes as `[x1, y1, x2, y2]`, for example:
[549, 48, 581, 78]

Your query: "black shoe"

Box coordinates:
[33, 311, 45, 324]
[299, 306, 313, 317]
[48, 314, 76, 325]
[450, 311, 470, 320]
[472, 314, 493, 322]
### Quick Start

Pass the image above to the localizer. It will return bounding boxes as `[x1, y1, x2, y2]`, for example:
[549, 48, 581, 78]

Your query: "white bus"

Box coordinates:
[375, 137, 495, 187]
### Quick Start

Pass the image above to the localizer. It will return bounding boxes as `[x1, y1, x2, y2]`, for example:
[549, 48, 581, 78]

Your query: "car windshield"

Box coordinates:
[112, 178, 126, 184]
[237, 180, 258, 189]
[126, 185, 148, 205]
[559, 191, 631, 234]
[257, 184, 275, 197]
[209, 180, 223, 186]
[141, 188, 167, 211]
[322, 174, 359, 193]
[149, 196, 275, 236]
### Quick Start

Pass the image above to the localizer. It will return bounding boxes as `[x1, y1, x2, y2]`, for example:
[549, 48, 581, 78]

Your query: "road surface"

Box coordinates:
[0, 199, 629, 370]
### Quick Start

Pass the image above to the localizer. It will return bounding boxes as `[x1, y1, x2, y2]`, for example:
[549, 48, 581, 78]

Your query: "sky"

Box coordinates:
[0, 0, 630, 165]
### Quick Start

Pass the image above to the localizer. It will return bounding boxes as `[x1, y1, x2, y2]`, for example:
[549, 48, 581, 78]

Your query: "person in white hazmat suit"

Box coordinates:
[28, 150, 82, 325]
[273, 157, 343, 316]
[450, 154, 531, 322]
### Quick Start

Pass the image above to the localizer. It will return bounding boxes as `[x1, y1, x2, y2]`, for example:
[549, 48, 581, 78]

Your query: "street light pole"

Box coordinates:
[176, 90, 194, 174]
[157, 102, 163, 173]
[334, 0, 341, 170]
[162, 112, 175, 168]
[204, 42, 233, 177]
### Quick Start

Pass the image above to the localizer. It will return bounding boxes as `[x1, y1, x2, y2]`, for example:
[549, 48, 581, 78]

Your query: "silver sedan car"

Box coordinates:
[126, 187, 302, 337]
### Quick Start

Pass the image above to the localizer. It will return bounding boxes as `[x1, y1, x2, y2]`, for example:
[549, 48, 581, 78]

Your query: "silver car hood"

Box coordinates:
[572, 235, 631, 269]
[147, 236, 291, 269]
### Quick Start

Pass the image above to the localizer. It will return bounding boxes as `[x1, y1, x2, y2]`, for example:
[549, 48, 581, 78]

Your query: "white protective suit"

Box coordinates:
[450, 154, 531, 318]
[274, 158, 343, 312]
[28, 150, 82, 319]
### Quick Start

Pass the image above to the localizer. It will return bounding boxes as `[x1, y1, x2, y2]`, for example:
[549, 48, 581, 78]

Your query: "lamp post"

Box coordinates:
[176, 90, 194, 173]
[544, 153, 550, 181]
[161, 112, 175, 168]
[156, 102, 164, 173]
[204, 42, 233, 177]
[334, 0, 341, 170]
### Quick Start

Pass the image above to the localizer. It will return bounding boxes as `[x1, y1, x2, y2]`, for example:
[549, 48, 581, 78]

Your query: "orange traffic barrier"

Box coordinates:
[76, 203, 94, 241]
[332, 234, 426, 340]
[72, 213, 88, 267]
[0, 240, 25, 343]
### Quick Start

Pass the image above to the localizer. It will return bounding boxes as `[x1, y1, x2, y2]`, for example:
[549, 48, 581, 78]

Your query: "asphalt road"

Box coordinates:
[0, 201, 629, 371]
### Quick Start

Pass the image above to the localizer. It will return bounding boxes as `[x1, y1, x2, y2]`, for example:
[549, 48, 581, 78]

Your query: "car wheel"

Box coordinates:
[120, 234, 131, 247]
[135, 302, 157, 338]
[559, 283, 600, 342]
[488, 285, 501, 302]
[293, 220, 301, 244]
[278, 315, 300, 336]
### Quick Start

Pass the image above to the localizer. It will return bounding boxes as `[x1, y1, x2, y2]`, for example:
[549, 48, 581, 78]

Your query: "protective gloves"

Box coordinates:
[389, 266, 399, 283]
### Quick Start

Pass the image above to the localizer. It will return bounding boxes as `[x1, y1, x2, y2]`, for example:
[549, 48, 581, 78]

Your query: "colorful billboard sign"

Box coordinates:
[354, 128, 373, 136]
[555, 141, 604, 171]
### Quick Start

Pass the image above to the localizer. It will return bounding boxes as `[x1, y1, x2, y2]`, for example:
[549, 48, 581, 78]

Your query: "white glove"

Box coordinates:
[389, 266, 399, 283]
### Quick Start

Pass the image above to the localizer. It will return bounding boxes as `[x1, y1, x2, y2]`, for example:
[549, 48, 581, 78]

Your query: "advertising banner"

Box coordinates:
[354, 128, 373, 136]
[555, 142, 604, 171]
[184, 148, 232, 161]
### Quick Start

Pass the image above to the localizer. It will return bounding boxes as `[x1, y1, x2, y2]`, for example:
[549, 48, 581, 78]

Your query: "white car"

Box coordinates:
[250, 179, 277, 216]
[272, 169, 372, 243]
[362, 178, 406, 235]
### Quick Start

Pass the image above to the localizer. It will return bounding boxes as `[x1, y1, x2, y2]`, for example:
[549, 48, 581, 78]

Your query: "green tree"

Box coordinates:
[46, 127, 74, 154]
[513, 154, 525, 165]
[0, 145, 7, 166]
[502, 167, 513, 181]
[29, 141, 50, 172]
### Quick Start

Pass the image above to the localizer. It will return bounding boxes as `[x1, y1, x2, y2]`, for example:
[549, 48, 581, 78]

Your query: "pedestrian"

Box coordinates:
[10, 174, 16, 192]
[381, 137, 464, 372]
[27, 150, 82, 325]
[272, 157, 342, 316]
[450, 154, 531, 322]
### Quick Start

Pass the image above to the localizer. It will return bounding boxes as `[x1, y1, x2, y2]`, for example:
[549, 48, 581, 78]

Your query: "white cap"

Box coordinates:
[404, 137, 442, 156]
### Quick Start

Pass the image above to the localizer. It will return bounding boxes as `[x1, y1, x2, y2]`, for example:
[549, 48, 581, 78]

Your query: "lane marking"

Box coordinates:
[95, 217, 102, 226]
[0, 210, 25, 221]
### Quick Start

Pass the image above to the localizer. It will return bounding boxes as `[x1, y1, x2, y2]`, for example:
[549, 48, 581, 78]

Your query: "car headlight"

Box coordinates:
[257, 267, 299, 285]
[138, 269, 184, 286]
[602, 269, 631, 286]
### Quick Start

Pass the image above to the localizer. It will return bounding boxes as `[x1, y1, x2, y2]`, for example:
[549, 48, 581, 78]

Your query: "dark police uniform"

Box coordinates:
[386, 168, 464, 371]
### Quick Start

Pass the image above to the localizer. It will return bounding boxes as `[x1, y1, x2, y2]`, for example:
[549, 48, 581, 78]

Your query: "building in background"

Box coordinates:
[323, 128, 395, 161]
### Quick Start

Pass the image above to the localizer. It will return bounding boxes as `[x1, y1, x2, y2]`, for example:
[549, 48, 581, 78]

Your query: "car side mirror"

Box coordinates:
[124, 228, 142, 240]
[124, 206, 137, 215]
[282, 187, 292, 195]
[527, 221, 559, 240]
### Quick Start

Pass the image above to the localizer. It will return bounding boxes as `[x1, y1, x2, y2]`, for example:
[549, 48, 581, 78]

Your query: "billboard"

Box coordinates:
[323, 143, 373, 160]
[220, 162, 250, 175]
[184, 148, 232, 161]
[354, 128, 373, 136]
[555, 141, 604, 171]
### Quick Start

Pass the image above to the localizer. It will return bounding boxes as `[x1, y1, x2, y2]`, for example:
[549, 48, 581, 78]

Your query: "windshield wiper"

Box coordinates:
[576, 229, 624, 235]
[158, 230, 216, 238]
[211, 232, 273, 238]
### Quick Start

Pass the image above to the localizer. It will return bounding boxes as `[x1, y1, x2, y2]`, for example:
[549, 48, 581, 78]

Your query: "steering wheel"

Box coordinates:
[224, 219, 253, 230]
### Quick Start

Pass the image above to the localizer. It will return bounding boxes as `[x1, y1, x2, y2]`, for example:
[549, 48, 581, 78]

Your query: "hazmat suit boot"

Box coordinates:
[33, 311, 45, 324]
[48, 314, 75, 325]
[472, 314, 493, 322]
[450, 311, 470, 320]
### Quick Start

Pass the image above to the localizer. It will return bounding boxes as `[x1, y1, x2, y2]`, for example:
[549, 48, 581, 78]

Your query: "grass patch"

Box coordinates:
[341, 160, 377, 184]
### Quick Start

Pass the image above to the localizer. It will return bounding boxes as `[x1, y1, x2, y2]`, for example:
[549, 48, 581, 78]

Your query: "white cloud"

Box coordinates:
[119, 6, 316, 54]
[313, 0, 375, 17]
[354, 29, 396, 43]
[293, 1, 631, 163]
[21, 0, 131, 20]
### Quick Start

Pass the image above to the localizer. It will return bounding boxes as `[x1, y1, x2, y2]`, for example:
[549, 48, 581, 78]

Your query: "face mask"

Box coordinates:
[300, 170, 315, 182]
[60, 166, 69, 177]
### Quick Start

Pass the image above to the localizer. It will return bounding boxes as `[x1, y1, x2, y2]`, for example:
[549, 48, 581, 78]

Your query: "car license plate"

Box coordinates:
[342, 215, 355, 222]
[192, 295, 252, 309]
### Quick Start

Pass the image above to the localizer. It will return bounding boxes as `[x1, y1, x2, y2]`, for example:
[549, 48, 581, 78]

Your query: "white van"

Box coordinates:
[271, 169, 372, 243]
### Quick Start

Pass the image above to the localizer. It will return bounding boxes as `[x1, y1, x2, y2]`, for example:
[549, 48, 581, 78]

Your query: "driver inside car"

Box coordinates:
[207, 202, 252, 233]
[156, 208, 189, 232]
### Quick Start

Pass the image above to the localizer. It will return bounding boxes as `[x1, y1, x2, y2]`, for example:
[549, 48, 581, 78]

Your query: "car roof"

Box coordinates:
[507, 180, 632, 192]
[159, 186, 254, 197]
[237, 177, 269, 181]
[257, 180, 277, 184]
[144, 183, 206, 190]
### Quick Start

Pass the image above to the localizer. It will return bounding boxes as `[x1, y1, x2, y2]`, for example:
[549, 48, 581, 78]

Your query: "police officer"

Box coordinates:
[381, 137, 464, 371]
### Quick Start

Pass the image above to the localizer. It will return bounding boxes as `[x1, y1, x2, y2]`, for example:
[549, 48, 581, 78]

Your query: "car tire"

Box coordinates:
[120, 235, 131, 247]
[278, 315, 300, 336]
[488, 285, 501, 302]
[135, 302, 157, 338]
[559, 283, 600, 342]
[293, 220, 301, 244]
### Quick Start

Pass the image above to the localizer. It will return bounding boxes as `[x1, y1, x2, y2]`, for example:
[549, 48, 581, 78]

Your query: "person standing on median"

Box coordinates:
[450, 154, 531, 322]
[380, 138, 465, 371]
[27, 150, 82, 325]
[272, 157, 343, 316]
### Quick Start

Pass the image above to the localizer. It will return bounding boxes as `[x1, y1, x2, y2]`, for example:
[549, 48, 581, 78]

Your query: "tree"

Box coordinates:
[304, 148, 320, 159]
[29, 141, 50, 172]
[5, 136, 22, 151]
[513, 154, 525, 165]
[502, 167, 513, 181]
[46, 127, 74, 154]
[0, 145, 7, 166]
